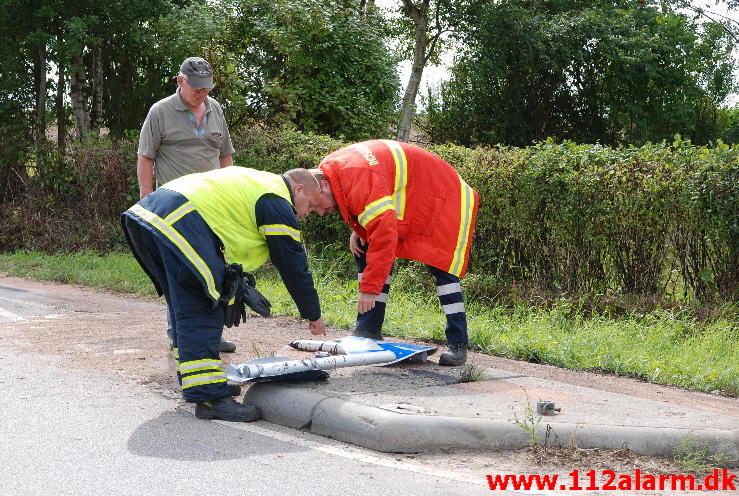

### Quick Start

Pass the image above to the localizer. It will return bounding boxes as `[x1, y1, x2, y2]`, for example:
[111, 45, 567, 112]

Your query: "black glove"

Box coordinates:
[220, 263, 247, 328]
[239, 274, 271, 317]
[223, 296, 247, 328]
[220, 265, 271, 327]
[220, 263, 243, 303]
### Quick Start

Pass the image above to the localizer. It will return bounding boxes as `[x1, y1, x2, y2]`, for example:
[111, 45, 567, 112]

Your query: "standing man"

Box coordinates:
[305, 140, 479, 366]
[137, 56, 237, 352]
[121, 166, 327, 422]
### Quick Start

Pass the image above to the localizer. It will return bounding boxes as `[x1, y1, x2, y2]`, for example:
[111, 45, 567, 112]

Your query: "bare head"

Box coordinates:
[283, 168, 337, 219]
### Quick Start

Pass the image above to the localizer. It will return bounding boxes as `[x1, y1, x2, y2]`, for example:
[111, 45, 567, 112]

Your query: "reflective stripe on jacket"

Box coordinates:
[319, 140, 479, 295]
[163, 167, 293, 271]
[122, 167, 296, 304]
[122, 188, 226, 304]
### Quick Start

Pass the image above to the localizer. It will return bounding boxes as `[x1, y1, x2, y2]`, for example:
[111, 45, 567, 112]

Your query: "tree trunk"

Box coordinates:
[56, 47, 66, 156]
[91, 43, 103, 136]
[396, 0, 430, 143]
[69, 52, 91, 142]
[35, 43, 47, 147]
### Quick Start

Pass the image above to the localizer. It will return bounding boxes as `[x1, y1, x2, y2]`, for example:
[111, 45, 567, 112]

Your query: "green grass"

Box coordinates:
[673, 435, 734, 473]
[1, 250, 737, 397]
[0, 250, 154, 296]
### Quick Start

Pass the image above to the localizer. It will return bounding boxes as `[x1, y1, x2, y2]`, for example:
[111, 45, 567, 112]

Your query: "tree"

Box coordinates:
[388, 0, 467, 142]
[58, 0, 175, 139]
[690, 20, 737, 143]
[0, 0, 54, 197]
[682, 0, 739, 43]
[422, 0, 737, 147]
[230, 0, 400, 140]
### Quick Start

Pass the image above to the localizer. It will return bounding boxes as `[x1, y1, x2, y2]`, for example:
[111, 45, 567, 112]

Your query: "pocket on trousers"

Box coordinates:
[175, 263, 203, 292]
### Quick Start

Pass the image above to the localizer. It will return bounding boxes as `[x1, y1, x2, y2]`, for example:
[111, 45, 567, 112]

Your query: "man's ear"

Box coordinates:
[320, 179, 331, 192]
[293, 183, 305, 195]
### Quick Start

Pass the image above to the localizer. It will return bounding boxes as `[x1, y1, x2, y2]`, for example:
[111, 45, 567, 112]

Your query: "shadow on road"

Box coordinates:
[127, 409, 309, 460]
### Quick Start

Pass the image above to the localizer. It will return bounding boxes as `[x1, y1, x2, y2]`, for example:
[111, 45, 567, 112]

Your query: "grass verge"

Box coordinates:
[1, 250, 736, 396]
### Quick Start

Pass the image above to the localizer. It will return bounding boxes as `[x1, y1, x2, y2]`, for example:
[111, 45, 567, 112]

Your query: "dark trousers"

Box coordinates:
[123, 217, 229, 403]
[354, 251, 468, 344]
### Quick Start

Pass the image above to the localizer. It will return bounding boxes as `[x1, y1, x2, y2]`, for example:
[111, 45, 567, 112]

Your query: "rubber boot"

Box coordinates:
[195, 397, 261, 422]
[438, 343, 467, 366]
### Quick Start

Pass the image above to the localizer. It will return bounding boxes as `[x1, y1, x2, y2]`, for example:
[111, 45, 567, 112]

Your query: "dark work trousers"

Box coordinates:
[354, 249, 468, 345]
[123, 217, 229, 403]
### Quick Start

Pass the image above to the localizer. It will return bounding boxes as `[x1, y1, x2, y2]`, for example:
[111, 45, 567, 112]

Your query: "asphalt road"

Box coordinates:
[0, 345, 510, 496]
[6, 277, 732, 496]
[0, 282, 510, 496]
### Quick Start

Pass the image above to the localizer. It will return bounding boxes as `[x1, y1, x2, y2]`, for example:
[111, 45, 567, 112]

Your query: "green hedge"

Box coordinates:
[230, 129, 738, 302]
[437, 139, 738, 302]
[3, 128, 737, 303]
[1, 137, 138, 252]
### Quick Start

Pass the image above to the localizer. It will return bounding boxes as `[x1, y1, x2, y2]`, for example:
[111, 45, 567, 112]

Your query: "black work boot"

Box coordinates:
[227, 383, 242, 397]
[195, 397, 261, 422]
[219, 337, 237, 353]
[352, 328, 383, 340]
[439, 343, 467, 366]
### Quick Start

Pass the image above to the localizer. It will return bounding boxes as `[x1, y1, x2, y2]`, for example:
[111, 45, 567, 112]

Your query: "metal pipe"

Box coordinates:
[288, 339, 345, 354]
[225, 350, 396, 383]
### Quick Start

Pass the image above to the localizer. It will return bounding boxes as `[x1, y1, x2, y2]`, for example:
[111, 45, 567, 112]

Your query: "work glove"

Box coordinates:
[220, 263, 247, 328]
[220, 264, 272, 328]
[239, 274, 271, 317]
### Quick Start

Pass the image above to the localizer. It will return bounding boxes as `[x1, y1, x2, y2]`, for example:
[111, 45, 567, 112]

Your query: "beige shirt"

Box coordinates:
[138, 89, 235, 185]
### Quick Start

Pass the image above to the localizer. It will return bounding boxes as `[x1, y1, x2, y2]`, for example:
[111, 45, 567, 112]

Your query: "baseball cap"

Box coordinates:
[180, 57, 214, 89]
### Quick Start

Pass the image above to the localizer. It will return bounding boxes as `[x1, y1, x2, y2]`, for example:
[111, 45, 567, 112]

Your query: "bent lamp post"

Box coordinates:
[226, 336, 437, 383]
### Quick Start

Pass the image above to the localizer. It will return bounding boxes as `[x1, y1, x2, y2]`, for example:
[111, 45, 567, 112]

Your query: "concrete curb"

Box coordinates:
[244, 383, 739, 462]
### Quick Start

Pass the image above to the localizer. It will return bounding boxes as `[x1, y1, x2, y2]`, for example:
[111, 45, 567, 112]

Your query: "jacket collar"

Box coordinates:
[319, 162, 350, 223]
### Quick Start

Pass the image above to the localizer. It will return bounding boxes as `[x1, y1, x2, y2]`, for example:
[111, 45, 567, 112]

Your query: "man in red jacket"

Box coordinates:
[306, 140, 479, 365]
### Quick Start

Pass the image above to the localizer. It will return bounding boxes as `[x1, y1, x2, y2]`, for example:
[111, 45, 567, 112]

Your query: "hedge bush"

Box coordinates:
[433, 138, 738, 302]
[2, 127, 736, 304]
[1, 137, 138, 252]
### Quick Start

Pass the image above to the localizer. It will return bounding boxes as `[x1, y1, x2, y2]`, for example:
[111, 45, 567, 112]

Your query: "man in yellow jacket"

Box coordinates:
[122, 167, 326, 422]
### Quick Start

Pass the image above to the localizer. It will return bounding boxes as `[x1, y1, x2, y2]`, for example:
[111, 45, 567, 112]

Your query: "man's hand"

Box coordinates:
[219, 154, 233, 168]
[358, 292, 376, 314]
[349, 231, 367, 257]
[309, 318, 327, 336]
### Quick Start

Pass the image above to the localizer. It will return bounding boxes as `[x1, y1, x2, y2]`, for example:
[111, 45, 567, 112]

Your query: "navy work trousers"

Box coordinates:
[354, 250, 468, 345]
[123, 217, 229, 403]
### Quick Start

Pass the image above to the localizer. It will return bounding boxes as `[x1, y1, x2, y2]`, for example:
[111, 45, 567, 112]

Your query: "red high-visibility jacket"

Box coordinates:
[319, 140, 479, 295]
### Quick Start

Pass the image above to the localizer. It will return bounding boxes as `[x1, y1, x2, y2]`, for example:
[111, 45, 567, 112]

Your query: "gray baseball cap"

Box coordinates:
[180, 57, 214, 89]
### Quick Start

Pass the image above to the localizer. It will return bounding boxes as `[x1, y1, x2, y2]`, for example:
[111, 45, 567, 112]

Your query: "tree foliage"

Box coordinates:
[0, 0, 401, 201]
[422, 0, 737, 146]
[229, 0, 400, 139]
[2, 0, 739, 206]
